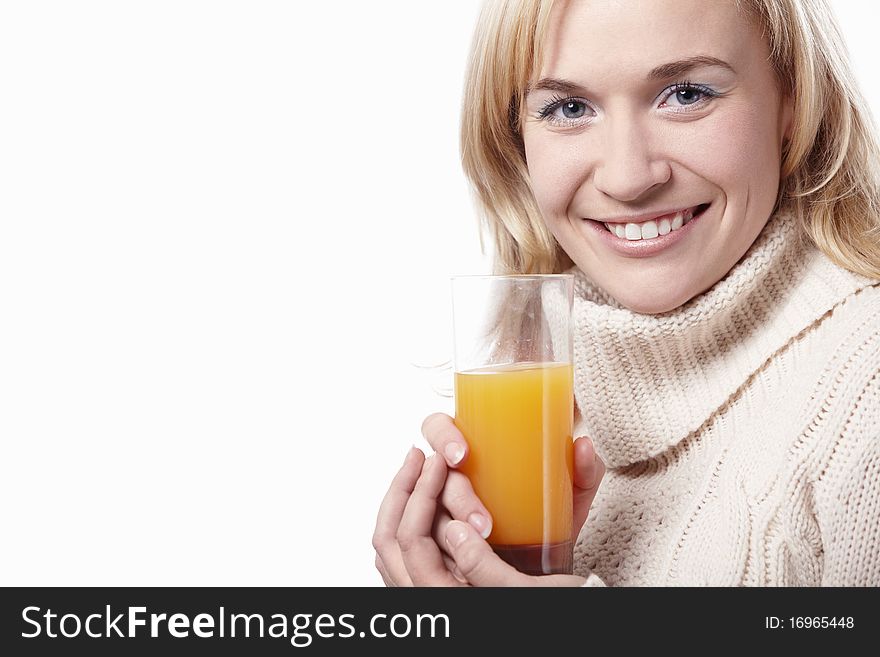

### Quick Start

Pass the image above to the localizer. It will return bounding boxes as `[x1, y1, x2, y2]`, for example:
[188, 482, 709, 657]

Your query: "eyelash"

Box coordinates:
[535, 80, 721, 127]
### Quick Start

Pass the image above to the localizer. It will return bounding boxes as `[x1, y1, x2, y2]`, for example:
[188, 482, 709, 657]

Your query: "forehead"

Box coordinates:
[538, 0, 761, 80]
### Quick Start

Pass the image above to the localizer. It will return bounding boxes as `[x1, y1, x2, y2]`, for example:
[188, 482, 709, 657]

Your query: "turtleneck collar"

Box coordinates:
[570, 207, 878, 469]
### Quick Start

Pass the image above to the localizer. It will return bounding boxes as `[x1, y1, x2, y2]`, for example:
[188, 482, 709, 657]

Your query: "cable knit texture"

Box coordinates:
[570, 207, 880, 586]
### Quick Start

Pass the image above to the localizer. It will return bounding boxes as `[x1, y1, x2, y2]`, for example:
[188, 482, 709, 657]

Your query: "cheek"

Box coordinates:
[676, 106, 782, 201]
[523, 136, 585, 220]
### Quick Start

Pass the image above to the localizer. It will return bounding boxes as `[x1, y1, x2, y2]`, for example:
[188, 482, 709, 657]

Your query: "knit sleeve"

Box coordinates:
[816, 354, 880, 586]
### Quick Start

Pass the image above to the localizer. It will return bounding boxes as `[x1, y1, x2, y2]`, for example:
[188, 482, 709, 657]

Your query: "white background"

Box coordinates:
[0, 1, 876, 586]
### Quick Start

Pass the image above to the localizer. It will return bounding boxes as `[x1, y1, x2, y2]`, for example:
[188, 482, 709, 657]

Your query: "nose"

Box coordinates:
[592, 118, 671, 202]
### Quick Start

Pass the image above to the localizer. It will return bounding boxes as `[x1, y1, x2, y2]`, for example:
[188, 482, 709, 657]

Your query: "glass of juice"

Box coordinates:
[451, 274, 574, 576]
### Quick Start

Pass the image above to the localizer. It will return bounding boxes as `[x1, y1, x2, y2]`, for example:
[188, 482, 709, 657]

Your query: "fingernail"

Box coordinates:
[444, 442, 465, 466]
[403, 446, 417, 465]
[445, 521, 469, 549]
[582, 437, 595, 463]
[467, 512, 492, 539]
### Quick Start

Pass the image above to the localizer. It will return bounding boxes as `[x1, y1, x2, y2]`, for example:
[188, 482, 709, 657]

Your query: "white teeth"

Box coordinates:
[604, 223, 627, 238]
[602, 206, 701, 240]
[640, 220, 659, 239]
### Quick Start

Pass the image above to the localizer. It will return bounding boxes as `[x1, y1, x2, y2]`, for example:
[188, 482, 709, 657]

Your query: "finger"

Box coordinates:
[430, 504, 488, 560]
[442, 554, 469, 585]
[433, 510, 477, 581]
[444, 520, 533, 586]
[444, 521, 587, 587]
[374, 554, 398, 587]
[440, 470, 492, 539]
[572, 436, 605, 541]
[397, 455, 463, 586]
[431, 508, 454, 558]
[421, 413, 468, 468]
[573, 436, 604, 491]
[372, 447, 424, 586]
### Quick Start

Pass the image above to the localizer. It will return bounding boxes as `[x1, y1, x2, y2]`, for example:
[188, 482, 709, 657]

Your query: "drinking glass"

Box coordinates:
[451, 274, 574, 576]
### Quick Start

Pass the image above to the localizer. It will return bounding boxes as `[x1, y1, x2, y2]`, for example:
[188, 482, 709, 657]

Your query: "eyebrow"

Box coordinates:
[526, 55, 736, 96]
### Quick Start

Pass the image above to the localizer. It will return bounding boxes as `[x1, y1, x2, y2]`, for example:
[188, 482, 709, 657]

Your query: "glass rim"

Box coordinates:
[450, 273, 575, 281]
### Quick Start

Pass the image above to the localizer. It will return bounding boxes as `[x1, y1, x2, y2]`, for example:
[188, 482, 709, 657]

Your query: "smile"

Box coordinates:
[595, 204, 710, 241]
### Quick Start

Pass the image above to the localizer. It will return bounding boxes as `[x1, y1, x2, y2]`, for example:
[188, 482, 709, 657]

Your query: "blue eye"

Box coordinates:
[673, 88, 702, 104]
[536, 96, 593, 126]
[560, 101, 587, 118]
[661, 82, 717, 108]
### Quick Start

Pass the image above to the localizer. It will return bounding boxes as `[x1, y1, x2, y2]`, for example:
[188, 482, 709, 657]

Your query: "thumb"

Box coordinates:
[445, 521, 590, 588]
[572, 436, 605, 541]
[444, 521, 532, 586]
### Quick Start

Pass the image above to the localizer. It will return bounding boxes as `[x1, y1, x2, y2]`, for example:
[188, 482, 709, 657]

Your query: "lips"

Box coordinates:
[589, 204, 708, 225]
[588, 204, 710, 241]
[581, 201, 711, 258]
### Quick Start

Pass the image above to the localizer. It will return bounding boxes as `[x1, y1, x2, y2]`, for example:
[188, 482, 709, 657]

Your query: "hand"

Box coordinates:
[372, 413, 605, 586]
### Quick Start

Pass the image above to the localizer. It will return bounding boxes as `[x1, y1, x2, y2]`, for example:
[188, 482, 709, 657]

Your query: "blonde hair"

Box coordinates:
[460, 0, 880, 279]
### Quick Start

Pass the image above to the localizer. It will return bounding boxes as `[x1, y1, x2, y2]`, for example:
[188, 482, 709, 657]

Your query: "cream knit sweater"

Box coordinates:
[571, 208, 880, 586]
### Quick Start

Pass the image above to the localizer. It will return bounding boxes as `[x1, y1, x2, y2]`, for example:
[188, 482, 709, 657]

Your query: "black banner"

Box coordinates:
[0, 587, 875, 655]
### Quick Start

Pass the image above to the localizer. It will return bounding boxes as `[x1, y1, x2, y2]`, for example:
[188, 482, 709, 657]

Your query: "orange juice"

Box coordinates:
[454, 361, 574, 574]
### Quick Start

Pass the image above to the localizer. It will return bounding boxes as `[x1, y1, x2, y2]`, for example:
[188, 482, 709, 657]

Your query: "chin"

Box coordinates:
[607, 285, 695, 315]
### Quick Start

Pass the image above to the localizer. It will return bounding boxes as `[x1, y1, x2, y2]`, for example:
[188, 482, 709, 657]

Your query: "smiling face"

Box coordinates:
[522, 0, 793, 314]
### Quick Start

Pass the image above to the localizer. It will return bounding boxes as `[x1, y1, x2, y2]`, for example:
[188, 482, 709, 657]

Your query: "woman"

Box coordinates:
[374, 0, 880, 586]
